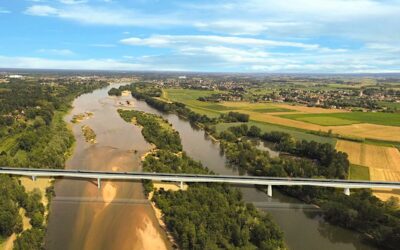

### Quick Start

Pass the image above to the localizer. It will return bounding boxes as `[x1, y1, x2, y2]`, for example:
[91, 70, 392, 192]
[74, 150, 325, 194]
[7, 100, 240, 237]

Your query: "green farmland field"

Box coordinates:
[251, 107, 294, 113]
[348, 164, 370, 181]
[280, 112, 400, 127]
[162, 89, 227, 117]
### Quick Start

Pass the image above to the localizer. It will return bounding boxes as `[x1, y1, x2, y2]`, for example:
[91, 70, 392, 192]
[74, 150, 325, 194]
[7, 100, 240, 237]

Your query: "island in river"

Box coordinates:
[45, 84, 172, 250]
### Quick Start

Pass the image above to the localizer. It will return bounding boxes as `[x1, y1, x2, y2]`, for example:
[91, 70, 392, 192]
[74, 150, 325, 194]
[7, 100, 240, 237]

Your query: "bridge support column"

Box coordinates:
[97, 178, 101, 189]
[344, 187, 350, 196]
[31, 176, 36, 181]
[267, 185, 272, 197]
[179, 181, 184, 190]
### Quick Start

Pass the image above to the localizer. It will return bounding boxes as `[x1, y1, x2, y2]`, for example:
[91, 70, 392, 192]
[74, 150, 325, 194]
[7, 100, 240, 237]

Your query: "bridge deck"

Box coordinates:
[1, 167, 400, 190]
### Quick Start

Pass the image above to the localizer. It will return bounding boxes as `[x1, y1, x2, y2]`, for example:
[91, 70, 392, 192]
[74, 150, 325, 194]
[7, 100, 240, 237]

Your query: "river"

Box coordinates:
[46, 84, 375, 250]
[45, 85, 171, 250]
[131, 94, 376, 250]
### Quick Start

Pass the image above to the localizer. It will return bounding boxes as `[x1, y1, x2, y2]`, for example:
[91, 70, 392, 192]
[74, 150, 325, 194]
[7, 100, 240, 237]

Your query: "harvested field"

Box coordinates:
[272, 103, 348, 113]
[330, 124, 400, 142]
[336, 140, 400, 200]
[281, 112, 400, 127]
[163, 88, 400, 142]
[236, 111, 400, 142]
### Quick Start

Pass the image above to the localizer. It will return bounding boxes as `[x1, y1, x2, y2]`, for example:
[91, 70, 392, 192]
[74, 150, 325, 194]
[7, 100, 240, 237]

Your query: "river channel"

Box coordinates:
[45, 84, 171, 250]
[131, 93, 376, 250]
[46, 84, 375, 250]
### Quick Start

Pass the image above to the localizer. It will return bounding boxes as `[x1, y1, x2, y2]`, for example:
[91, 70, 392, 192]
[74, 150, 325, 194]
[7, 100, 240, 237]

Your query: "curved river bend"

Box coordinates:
[46, 84, 375, 250]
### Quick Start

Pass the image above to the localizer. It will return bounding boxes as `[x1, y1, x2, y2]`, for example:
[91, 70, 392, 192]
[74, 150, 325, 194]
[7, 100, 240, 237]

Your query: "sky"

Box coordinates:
[0, 0, 399, 73]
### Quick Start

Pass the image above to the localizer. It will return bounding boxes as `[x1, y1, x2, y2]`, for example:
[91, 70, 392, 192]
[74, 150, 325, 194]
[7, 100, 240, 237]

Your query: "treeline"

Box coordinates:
[0, 79, 108, 169]
[217, 124, 400, 249]
[108, 87, 122, 96]
[111, 83, 249, 124]
[0, 175, 46, 250]
[118, 110, 182, 152]
[0, 79, 108, 249]
[129, 85, 217, 124]
[118, 109, 285, 249]
[220, 124, 349, 179]
[115, 83, 400, 249]
[220, 112, 249, 122]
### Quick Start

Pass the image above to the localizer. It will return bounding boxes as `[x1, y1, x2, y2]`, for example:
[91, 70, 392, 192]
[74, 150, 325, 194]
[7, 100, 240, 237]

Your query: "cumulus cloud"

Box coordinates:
[19, 0, 400, 72]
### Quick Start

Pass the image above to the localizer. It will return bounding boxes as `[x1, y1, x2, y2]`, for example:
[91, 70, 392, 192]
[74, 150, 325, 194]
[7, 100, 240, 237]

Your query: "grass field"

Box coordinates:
[162, 88, 400, 143]
[280, 112, 400, 127]
[379, 101, 400, 109]
[247, 107, 294, 113]
[162, 89, 227, 117]
[215, 121, 336, 145]
[0, 135, 18, 152]
[349, 164, 370, 180]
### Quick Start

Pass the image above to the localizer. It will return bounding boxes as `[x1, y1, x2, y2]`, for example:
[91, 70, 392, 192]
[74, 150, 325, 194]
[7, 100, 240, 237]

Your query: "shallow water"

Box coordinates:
[45, 83, 376, 250]
[45, 85, 171, 250]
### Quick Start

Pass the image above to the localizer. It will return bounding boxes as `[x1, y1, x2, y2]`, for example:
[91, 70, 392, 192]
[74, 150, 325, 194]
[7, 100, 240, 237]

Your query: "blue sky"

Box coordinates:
[0, 0, 399, 73]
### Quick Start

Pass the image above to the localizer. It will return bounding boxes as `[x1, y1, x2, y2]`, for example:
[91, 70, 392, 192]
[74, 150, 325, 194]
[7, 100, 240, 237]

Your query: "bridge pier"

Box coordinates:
[31, 176, 36, 181]
[97, 178, 101, 189]
[267, 185, 272, 197]
[179, 181, 184, 190]
[344, 187, 350, 196]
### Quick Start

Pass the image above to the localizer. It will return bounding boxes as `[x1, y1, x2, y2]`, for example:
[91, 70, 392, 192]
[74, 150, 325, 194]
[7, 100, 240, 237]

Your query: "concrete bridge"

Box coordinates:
[1, 167, 400, 197]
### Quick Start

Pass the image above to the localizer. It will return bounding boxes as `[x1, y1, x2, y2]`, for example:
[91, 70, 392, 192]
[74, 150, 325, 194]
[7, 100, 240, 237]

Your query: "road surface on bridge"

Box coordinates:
[2, 167, 400, 197]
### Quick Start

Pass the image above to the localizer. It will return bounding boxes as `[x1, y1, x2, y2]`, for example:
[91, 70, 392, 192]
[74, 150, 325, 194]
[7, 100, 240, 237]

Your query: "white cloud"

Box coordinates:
[0, 56, 152, 71]
[37, 49, 75, 56]
[25, 5, 58, 16]
[59, 0, 88, 4]
[185, 0, 400, 42]
[0, 51, 398, 73]
[365, 43, 400, 52]
[194, 20, 303, 35]
[18, 0, 400, 73]
[25, 4, 180, 26]
[120, 35, 321, 50]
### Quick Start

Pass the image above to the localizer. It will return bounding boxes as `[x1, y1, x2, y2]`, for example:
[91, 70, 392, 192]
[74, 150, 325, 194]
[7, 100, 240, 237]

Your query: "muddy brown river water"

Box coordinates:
[45, 84, 376, 250]
[45, 85, 171, 250]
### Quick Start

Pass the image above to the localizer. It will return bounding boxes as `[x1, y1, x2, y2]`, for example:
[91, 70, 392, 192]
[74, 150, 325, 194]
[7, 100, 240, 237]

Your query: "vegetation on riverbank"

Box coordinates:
[214, 124, 400, 249]
[119, 110, 182, 152]
[0, 78, 108, 249]
[118, 109, 286, 249]
[115, 83, 251, 125]
[122, 83, 400, 250]
[108, 87, 122, 96]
